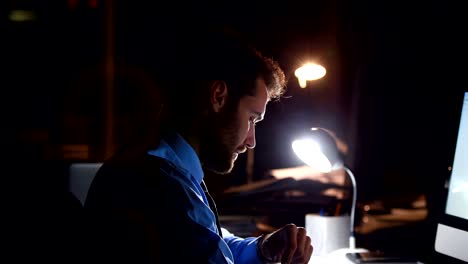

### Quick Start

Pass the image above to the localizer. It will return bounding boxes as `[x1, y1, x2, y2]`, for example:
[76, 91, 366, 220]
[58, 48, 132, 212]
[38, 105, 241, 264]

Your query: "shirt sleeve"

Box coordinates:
[222, 229, 264, 264]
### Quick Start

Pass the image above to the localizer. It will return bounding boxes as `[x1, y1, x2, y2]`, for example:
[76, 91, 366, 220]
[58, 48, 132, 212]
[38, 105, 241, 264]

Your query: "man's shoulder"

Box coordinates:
[95, 149, 191, 190]
[85, 153, 172, 207]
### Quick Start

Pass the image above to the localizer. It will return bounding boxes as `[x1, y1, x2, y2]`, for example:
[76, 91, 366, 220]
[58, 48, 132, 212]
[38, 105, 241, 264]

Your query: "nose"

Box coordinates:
[245, 124, 256, 149]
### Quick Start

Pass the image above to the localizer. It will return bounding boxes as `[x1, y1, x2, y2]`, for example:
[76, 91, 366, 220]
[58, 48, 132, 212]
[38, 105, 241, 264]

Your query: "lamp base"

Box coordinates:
[309, 248, 370, 264]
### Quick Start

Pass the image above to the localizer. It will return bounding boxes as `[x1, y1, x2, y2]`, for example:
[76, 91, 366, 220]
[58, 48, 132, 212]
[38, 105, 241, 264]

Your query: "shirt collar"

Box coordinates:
[148, 131, 204, 184]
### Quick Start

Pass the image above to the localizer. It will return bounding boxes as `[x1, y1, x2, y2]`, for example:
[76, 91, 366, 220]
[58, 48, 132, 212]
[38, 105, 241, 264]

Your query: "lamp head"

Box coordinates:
[292, 127, 343, 172]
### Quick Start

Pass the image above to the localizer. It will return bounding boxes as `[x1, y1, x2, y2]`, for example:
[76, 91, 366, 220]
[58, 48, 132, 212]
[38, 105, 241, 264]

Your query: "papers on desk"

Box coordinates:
[356, 208, 428, 235]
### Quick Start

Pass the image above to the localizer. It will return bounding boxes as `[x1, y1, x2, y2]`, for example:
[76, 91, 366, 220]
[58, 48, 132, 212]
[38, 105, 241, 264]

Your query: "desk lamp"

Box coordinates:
[292, 127, 367, 256]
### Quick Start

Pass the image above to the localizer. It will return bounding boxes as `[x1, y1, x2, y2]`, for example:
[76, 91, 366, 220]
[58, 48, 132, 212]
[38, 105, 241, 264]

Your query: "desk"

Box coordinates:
[308, 248, 368, 264]
[309, 255, 354, 264]
[309, 256, 424, 264]
[308, 249, 425, 264]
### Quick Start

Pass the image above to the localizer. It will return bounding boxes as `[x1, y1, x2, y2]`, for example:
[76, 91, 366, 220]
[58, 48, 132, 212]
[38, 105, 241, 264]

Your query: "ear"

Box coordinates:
[210, 80, 228, 113]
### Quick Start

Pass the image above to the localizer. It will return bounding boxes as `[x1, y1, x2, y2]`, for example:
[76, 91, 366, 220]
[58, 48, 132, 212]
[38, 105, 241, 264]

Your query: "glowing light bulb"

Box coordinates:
[294, 63, 326, 88]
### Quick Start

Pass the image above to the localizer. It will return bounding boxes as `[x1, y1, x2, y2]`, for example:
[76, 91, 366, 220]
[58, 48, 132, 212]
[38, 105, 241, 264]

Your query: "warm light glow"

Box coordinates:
[292, 139, 332, 172]
[294, 63, 327, 88]
[9, 10, 36, 22]
[269, 165, 321, 179]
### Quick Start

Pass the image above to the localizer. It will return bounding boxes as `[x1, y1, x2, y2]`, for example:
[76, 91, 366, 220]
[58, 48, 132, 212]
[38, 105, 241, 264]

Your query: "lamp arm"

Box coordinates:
[344, 166, 357, 249]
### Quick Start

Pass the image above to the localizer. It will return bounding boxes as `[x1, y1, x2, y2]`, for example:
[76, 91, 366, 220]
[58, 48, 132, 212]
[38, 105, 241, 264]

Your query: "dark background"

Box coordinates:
[2, 0, 467, 262]
[4, 0, 466, 201]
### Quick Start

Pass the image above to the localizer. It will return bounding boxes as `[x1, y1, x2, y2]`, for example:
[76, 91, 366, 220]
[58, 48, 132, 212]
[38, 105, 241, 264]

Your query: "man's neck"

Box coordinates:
[162, 115, 203, 157]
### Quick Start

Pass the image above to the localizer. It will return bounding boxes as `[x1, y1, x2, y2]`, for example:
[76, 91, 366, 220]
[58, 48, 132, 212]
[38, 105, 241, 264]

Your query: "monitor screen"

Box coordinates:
[69, 163, 103, 205]
[434, 92, 468, 262]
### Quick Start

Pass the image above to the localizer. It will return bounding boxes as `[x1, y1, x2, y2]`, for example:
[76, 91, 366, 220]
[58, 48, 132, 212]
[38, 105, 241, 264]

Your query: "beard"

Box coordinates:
[200, 105, 241, 174]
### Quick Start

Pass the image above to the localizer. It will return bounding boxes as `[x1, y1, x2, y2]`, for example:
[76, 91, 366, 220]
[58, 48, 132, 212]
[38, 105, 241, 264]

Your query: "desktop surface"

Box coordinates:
[309, 250, 424, 264]
[310, 255, 355, 264]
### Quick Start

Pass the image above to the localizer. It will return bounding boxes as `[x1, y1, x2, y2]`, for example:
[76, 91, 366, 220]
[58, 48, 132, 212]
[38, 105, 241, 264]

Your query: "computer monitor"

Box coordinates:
[68, 163, 103, 205]
[434, 91, 468, 262]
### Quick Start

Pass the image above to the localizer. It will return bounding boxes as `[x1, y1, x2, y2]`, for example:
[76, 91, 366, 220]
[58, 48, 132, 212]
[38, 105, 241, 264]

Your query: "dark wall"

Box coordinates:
[339, 0, 468, 205]
[2, 0, 467, 206]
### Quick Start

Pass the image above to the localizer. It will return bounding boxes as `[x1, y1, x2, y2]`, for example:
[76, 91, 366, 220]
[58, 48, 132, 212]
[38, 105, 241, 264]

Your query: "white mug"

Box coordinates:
[305, 214, 350, 256]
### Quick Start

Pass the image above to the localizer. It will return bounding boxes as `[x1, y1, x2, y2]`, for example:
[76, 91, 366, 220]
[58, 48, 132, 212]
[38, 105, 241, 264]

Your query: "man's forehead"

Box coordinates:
[247, 85, 268, 118]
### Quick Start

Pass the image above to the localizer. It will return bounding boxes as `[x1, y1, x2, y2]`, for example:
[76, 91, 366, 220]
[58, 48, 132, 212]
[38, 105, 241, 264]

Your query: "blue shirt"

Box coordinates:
[148, 131, 263, 264]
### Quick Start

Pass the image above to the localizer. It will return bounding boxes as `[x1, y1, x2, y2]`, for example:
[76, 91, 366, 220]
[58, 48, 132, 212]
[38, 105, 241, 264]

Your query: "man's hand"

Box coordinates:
[257, 223, 313, 264]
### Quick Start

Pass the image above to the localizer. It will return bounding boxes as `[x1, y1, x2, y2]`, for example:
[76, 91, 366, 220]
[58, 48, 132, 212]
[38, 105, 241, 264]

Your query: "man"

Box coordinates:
[85, 28, 313, 263]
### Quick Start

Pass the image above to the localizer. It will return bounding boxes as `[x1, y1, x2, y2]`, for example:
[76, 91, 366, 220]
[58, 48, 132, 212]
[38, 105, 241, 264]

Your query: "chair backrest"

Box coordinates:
[68, 163, 103, 205]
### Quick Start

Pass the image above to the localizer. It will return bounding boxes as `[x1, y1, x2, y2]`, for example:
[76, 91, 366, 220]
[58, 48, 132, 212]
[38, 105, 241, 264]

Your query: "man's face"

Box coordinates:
[201, 78, 269, 174]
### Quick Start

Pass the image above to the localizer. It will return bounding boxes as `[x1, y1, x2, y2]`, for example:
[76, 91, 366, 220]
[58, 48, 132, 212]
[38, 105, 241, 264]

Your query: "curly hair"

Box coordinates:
[259, 54, 287, 101]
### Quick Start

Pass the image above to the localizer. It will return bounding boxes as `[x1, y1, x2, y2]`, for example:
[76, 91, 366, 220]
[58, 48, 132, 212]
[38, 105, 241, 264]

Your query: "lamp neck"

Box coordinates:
[344, 166, 357, 249]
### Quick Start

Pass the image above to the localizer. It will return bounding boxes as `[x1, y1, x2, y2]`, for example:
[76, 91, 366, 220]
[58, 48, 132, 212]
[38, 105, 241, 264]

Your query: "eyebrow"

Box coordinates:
[252, 111, 264, 122]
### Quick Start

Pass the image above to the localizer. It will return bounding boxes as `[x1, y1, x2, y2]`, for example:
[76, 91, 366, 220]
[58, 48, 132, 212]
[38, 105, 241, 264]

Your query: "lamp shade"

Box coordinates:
[292, 127, 343, 172]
